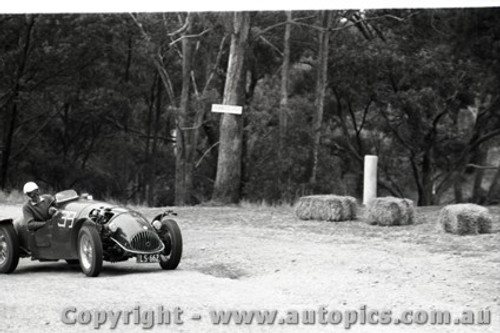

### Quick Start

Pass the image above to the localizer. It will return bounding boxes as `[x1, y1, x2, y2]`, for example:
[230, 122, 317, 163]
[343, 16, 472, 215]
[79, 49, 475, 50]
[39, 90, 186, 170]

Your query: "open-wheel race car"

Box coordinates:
[0, 190, 182, 277]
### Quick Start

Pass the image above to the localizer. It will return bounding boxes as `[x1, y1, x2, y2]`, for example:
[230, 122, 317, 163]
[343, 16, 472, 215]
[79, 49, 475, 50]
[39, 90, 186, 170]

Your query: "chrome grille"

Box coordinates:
[130, 231, 162, 252]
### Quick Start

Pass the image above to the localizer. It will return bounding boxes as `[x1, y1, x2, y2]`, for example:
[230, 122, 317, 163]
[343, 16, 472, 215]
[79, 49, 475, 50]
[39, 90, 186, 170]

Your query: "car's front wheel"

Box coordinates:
[0, 224, 20, 274]
[159, 219, 182, 270]
[77, 223, 103, 277]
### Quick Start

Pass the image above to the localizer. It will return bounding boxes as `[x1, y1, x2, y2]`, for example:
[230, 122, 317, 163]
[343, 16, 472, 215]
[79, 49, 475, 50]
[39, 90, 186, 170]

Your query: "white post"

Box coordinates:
[363, 155, 378, 205]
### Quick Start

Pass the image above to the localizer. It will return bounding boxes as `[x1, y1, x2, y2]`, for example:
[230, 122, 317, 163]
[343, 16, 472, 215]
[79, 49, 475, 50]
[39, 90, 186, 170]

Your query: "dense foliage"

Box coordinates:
[1, 9, 499, 206]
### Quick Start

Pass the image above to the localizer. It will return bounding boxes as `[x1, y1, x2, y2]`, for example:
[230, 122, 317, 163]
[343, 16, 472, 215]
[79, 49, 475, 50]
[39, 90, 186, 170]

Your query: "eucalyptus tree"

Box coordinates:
[212, 12, 251, 204]
[130, 12, 230, 205]
[327, 8, 500, 205]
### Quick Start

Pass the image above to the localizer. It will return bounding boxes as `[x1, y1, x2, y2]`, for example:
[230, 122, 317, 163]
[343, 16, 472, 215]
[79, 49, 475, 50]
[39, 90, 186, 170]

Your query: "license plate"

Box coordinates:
[136, 254, 160, 263]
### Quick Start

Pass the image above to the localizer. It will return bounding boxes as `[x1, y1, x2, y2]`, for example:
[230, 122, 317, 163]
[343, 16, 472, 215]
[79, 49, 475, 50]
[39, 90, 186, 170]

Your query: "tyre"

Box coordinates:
[159, 219, 183, 270]
[77, 223, 103, 277]
[0, 224, 20, 274]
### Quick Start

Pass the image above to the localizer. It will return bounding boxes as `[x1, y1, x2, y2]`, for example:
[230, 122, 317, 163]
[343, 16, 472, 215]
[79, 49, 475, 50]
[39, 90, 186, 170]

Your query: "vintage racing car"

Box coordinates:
[0, 190, 182, 277]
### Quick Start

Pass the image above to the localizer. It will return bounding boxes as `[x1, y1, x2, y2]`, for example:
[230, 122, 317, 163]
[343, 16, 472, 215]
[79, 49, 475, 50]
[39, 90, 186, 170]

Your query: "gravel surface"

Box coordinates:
[0, 204, 499, 332]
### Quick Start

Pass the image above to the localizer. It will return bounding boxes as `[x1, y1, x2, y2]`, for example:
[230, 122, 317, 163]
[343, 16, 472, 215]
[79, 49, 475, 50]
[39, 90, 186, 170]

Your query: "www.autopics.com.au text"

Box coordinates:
[60, 305, 492, 329]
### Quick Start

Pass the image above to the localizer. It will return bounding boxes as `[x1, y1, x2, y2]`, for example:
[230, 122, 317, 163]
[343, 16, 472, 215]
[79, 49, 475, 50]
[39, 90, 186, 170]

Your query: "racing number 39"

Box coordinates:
[57, 211, 77, 228]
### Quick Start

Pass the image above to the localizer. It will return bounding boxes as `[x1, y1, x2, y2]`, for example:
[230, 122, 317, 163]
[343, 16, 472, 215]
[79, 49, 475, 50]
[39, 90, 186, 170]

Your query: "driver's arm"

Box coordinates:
[46, 195, 60, 217]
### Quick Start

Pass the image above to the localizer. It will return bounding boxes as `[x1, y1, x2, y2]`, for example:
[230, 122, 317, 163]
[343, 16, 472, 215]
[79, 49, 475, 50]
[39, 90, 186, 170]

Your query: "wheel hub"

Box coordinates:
[79, 234, 93, 270]
[0, 233, 7, 265]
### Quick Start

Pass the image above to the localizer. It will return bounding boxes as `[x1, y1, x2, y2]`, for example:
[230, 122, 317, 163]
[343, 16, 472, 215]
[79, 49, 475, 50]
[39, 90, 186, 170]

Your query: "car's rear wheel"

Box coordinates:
[159, 219, 182, 270]
[77, 223, 103, 277]
[0, 224, 20, 274]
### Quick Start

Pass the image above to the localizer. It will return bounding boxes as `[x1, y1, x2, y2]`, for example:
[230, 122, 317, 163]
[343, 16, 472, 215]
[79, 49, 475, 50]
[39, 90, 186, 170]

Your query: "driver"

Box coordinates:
[22, 182, 60, 231]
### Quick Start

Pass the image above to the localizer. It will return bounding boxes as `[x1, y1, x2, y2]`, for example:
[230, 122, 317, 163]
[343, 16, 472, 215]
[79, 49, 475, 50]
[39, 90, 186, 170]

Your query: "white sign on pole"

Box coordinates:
[211, 104, 243, 115]
[363, 155, 378, 205]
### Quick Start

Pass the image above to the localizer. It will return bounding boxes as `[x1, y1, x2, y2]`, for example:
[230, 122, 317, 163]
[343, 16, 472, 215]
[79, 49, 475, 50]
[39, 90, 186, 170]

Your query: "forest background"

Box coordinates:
[1, 8, 500, 207]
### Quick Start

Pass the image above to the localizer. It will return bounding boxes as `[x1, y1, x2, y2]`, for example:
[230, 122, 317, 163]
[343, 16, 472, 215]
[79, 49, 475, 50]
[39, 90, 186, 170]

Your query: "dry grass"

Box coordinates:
[366, 196, 416, 226]
[294, 195, 357, 222]
[439, 203, 493, 235]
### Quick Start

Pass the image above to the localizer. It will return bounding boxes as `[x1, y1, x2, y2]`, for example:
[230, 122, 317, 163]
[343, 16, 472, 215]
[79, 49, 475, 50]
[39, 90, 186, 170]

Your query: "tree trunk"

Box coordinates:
[141, 75, 154, 202]
[212, 12, 251, 204]
[279, 11, 291, 141]
[486, 166, 500, 204]
[420, 149, 435, 206]
[1, 103, 18, 190]
[278, 11, 292, 189]
[310, 11, 333, 184]
[147, 76, 162, 206]
[175, 13, 195, 206]
[453, 175, 464, 203]
[410, 154, 426, 206]
[471, 148, 487, 203]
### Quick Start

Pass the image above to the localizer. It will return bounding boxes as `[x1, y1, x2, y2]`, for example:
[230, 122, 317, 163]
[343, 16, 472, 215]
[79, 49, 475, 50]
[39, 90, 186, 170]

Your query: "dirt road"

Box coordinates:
[1, 204, 499, 332]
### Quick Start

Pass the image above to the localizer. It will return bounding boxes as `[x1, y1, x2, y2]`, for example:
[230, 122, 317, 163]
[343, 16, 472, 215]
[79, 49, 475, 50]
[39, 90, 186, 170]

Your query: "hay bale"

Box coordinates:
[295, 195, 357, 222]
[366, 197, 416, 226]
[439, 204, 492, 235]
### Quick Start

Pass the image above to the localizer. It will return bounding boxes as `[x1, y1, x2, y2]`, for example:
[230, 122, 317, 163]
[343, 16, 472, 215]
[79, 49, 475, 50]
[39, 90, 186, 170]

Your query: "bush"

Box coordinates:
[0, 190, 25, 204]
[439, 204, 492, 235]
[295, 195, 357, 222]
[366, 197, 416, 226]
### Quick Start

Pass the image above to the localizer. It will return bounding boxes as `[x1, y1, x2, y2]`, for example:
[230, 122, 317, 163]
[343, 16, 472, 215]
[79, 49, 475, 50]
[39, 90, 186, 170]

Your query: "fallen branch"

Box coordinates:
[466, 163, 499, 170]
[195, 142, 220, 168]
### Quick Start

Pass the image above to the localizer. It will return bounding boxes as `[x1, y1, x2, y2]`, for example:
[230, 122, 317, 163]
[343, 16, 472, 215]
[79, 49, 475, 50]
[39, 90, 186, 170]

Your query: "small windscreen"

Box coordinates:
[55, 190, 79, 203]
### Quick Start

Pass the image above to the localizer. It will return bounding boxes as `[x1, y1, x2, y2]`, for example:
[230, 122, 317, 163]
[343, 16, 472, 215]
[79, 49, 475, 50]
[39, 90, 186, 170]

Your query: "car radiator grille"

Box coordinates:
[130, 231, 163, 252]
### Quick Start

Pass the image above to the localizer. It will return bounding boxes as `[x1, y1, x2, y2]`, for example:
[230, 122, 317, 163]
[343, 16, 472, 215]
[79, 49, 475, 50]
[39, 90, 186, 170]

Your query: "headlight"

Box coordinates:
[107, 221, 118, 233]
[152, 220, 162, 230]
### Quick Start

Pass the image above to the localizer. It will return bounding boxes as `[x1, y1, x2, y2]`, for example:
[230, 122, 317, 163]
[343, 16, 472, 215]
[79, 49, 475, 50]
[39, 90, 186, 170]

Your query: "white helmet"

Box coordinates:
[23, 182, 39, 194]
